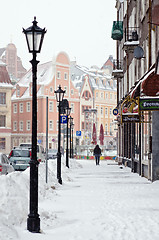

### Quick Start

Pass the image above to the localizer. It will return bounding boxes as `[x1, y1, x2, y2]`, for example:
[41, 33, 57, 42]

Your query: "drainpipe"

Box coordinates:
[148, 0, 152, 180]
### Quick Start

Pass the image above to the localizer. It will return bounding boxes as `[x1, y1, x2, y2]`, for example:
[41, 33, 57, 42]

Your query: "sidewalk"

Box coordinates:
[3, 159, 159, 240]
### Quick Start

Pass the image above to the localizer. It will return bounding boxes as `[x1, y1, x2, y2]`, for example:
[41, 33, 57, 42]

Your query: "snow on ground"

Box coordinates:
[0, 157, 159, 240]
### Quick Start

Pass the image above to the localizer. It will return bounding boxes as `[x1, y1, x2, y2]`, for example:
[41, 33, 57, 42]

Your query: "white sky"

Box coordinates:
[0, 0, 116, 70]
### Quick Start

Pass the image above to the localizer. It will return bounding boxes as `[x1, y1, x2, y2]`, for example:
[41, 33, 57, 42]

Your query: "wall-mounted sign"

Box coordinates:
[76, 131, 81, 136]
[113, 108, 118, 115]
[122, 114, 140, 123]
[139, 98, 159, 111]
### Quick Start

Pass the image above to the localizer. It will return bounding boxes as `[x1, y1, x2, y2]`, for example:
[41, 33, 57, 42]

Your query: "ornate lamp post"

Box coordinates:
[65, 107, 71, 167]
[69, 116, 73, 158]
[23, 17, 46, 233]
[54, 85, 65, 184]
[71, 123, 74, 158]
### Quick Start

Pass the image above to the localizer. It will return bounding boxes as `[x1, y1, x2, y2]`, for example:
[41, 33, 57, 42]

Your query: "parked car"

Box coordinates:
[19, 143, 45, 162]
[47, 149, 57, 159]
[0, 153, 14, 175]
[8, 148, 31, 171]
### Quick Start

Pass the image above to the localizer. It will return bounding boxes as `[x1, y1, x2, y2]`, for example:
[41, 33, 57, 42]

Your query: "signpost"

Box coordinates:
[122, 114, 140, 123]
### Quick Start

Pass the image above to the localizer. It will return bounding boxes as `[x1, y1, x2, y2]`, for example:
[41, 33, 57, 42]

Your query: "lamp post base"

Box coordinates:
[58, 178, 62, 184]
[27, 214, 40, 233]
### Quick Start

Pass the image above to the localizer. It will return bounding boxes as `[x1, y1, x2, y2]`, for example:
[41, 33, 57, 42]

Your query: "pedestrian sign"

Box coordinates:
[76, 131, 81, 136]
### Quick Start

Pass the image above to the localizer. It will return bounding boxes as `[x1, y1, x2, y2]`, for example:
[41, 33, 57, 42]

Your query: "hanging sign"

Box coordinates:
[122, 114, 140, 123]
[139, 98, 159, 111]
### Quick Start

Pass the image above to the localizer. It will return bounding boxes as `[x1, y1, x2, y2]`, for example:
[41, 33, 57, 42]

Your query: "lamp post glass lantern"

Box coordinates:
[23, 17, 46, 233]
[55, 85, 65, 184]
[66, 107, 71, 167]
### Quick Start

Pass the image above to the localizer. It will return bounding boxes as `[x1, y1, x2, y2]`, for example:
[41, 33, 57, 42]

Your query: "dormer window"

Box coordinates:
[17, 87, 20, 97]
[82, 91, 91, 100]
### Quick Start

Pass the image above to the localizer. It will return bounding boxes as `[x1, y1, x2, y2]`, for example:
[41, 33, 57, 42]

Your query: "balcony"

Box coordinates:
[123, 27, 139, 53]
[112, 60, 124, 79]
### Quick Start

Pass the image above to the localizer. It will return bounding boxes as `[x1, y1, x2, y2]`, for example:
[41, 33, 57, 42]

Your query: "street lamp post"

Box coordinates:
[69, 116, 73, 158]
[65, 107, 71, 167]
[55, 85, 65, 184]
[23, 17, 46, 233]
[71, 123, 74, 158]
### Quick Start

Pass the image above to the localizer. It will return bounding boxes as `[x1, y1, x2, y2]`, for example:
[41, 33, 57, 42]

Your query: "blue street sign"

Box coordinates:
[60, 115, 68, 124]
[76, 131, 81, 136]
[113, 108, 118, 116]
[38, 139, 42, 144]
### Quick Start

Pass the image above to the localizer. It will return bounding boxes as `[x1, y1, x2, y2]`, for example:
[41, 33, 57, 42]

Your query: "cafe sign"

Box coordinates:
[122, 114, 140, 123]
[139, 98, 159, 111]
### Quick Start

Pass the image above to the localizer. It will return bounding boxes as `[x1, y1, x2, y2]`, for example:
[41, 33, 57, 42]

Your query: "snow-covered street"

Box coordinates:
[1, 158, 159, 240]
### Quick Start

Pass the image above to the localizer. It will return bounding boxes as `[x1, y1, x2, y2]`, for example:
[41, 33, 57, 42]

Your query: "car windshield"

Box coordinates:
[48, 149, 57, 153]
[12, 150, 30, 157]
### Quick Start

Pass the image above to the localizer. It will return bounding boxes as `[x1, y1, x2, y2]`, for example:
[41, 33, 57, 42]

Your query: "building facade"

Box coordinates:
[11, 52, 80, 150]
[112, 0, 159, 181]
[0, 60, 13, 154]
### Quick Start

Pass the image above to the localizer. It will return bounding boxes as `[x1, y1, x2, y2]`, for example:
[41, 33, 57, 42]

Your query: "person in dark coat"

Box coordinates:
[93, 144, 101, 165]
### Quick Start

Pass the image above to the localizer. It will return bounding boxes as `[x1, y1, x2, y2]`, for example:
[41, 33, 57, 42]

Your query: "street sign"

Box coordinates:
[60, 115, 68, 124]
[76, 131, 81, 136]
[113, 108, 118, 116]
[38, 139, 42, 144]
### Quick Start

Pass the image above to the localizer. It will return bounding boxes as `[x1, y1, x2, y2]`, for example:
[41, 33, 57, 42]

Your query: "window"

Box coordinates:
[26, 121, 31, 131]
[101, 107, 103, 115]
[57, 71, 61, 79]
[105, 108, 108, 116]
[26, 102, 31, 112]
[82, 106, 84, 113]
[64, 86, 68, 96]
[0, 92, 6, 104]
[0, 138, 5, 149]
[110, 93, 112, 99]
[49, 120, 53, 130]
[101, 92, 104, 98]
[105, 93, 108, 99]
[71, 89, 74, 95]
[0, 115, 6, 127]
[13, 103, 17, 113]
[50, 87, 53, 93]
[82, 122, 84, 130]
[49, 101, 54, 112]
[19, 121, 23, 131]
[19, 103, 23, 113]
[105, 124, 108, 134]
[64, 72, 68, 80]
[13, 121, 17, 131]
[70, 103, 74, 113]
[110, 108, 112, 115]
[96, 92, 98, 98]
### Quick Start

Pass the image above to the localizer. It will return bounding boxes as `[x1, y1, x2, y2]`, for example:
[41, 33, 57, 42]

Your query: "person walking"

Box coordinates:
[93, 144, 101, 165]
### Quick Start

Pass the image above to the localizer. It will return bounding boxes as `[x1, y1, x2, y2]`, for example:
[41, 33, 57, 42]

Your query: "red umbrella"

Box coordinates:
[99, 124, 104, 145]
[92, 123, 97, 145]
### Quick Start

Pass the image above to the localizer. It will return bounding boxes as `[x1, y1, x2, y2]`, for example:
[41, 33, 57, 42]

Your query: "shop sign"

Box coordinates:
[122, 114, 140, 123]
[139, 98, 159, 111]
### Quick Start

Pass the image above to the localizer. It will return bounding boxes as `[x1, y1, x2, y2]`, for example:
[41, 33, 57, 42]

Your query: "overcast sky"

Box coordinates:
[1, 0, 117, 70]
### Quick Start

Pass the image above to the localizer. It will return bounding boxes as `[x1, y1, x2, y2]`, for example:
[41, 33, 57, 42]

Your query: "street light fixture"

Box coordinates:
[54, 85, 65, 184]
[69, 116, 73, 158]
[23, 17, 46, 233]
[65, 107, 71, 167]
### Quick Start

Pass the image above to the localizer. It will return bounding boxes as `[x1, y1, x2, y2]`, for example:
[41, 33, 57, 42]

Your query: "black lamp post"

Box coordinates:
[23, 17, 46, 233]
[69, 116, 73, 158]
[71, 123, 74, 158]
[55, 85, 65, 184]
[65, 107, 71, 167]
